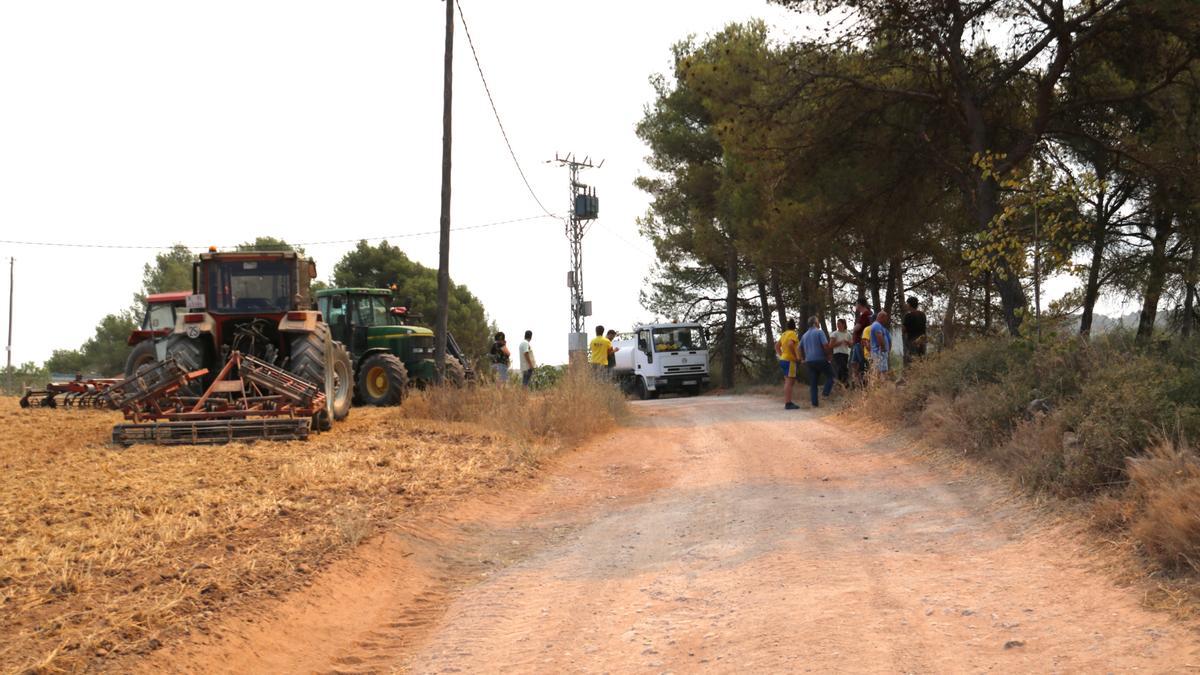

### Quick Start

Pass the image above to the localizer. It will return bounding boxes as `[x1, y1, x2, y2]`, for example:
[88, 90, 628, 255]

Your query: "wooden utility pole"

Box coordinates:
[433, 0, 454, 383]
[6, 258, 13, 394]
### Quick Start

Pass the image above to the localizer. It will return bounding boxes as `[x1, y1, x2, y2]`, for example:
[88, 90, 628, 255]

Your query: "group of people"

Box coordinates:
[488, 324, 623, 387]
[489, 330, 537, 386]
[774, 296, 927, 410]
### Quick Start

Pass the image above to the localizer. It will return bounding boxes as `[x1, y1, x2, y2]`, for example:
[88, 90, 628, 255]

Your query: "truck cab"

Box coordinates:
[613, 322, 710, 399]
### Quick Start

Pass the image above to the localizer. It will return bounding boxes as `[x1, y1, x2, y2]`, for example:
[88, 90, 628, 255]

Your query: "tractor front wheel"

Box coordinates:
[289, 325, 353, 421]
[357, 353, 409, 406]
[124, 340, 158, 378]
[164, 334, 210, 395]
[444, 359, 466, 387]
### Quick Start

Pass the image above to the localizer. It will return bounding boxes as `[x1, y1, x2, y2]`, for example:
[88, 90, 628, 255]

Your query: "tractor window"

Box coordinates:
[208, 260, 292, 313]
[353, 296, 390, 327]
[146, 304, 176, 330]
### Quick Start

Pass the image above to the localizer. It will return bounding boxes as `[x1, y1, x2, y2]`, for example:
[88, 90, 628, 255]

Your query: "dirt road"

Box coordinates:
[151, 395, 1200, 673]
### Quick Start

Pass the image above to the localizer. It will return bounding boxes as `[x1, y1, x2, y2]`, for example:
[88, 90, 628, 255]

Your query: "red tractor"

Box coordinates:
[124, 291, 190, 377]
[161, 249, 353, 423]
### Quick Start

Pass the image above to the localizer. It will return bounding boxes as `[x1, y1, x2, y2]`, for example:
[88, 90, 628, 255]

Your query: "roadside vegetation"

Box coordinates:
[861, 335, 1200, 607]
[0, 372, 624, 674]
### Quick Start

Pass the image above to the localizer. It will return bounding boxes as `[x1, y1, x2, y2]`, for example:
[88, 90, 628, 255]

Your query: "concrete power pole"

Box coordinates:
[433, 0, 454, 384]
[553, 154, 601, 360]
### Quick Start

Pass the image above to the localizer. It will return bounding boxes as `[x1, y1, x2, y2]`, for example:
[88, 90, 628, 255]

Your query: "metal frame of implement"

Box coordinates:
[108, 352, 327, 446]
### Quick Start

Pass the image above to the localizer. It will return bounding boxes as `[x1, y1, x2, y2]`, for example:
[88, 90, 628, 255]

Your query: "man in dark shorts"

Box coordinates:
[902, 296, 927, 366]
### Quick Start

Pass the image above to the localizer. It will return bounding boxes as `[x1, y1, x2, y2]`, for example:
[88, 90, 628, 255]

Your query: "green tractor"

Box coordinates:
[314, 288, 471, 406]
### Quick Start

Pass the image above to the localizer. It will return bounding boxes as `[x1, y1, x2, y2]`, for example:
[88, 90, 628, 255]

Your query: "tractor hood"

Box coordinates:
[366, 325, 434, 344]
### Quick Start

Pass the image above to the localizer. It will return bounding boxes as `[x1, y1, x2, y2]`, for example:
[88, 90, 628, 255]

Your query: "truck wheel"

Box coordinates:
[444, 359, 466, 387]
[289, 325, 353, 421]
[687, 384, 702, 397]
[124, 340, 158, 378]
[357, 353, 409, 406]
[165, 333, 211, 395]
[637, 377, 658, 401]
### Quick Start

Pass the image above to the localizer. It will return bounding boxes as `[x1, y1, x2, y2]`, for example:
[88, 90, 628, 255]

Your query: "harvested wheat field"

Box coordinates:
[0, 380, 618, 675]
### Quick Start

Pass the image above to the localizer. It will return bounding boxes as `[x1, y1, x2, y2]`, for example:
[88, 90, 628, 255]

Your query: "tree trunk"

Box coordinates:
[977, 176, 1028, 335]
[1184, 226, 1199, 339]
[771, 270, 786, 329]
[983, 272, 992, 333]
[943, 273, 960, 349]
[1137, 209, 1173, 339]
[756, 272, 775, 349]
[1079, 220, 1108, 337]
[825, 261, 837, 330]
[721, 246, 739, 389]
[868, 260, 882, 312]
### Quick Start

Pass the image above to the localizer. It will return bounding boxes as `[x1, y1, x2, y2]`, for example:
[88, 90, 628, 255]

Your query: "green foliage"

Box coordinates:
[45, 310, 139, 376]
[331, 241, 491, 357]
[236, 237, 302, 254]
[874, 335, 1200, 496]
[1, 362, 49, 395]
[139, 245, 194, 300]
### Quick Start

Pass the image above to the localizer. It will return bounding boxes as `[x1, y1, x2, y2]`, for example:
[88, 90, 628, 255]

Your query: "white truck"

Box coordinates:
[612, 322, 710, 399]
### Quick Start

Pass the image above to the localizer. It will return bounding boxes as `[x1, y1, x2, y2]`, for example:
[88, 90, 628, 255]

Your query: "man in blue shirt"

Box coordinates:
[870, 310, 893, 380]
[799, 316, 834, 408]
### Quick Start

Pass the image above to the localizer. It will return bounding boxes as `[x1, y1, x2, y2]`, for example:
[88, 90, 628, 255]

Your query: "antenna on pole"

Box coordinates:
[553, 153, 601, 360]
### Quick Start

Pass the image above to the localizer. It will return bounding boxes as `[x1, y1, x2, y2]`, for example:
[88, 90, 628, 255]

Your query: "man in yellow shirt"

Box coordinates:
[775, 318, 801, 410]
[589, 325, 614, 376]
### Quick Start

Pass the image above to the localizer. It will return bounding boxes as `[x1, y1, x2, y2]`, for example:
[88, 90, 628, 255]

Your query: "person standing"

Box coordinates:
[518, 330, 535, 388]
[605, 329, 621, 369]
[589, 325, 613, 376]
[850, 298, 873, 387]
[490, 332, 511, 384]
[902, 296, 927, 366]
[870, 310, 893, 381]
[830, 318, 853, 386]
[799, 316, 834, 407]
[775, 318, 800, 410]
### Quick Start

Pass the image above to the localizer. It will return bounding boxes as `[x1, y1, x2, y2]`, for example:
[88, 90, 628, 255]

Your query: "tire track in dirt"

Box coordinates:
[145, 395, 1200, 673]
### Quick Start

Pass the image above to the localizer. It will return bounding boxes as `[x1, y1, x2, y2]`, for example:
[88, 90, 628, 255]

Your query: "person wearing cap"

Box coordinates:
[775, 318, 801, 410]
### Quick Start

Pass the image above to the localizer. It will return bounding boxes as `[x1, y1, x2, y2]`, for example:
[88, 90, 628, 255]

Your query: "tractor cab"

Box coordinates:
[315, 288, 438, 398]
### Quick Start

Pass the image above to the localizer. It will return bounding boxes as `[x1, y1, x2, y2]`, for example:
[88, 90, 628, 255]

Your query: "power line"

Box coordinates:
[455, 0, 557, 220]
[0, 214, 557, 251]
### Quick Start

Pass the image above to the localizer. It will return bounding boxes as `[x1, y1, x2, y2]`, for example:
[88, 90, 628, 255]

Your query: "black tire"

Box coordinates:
[636, 377, 650, 401]
[124, 340, 158, 378]
[686, 384, 702, 397]
[288, 325, 352, 421]
[165, 333, 211, 395]
[356, 353, 408, 406]
[444, 359, 466, 387]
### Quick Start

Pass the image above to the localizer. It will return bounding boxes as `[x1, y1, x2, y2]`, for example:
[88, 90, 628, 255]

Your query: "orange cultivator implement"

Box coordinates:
[107, 351, 328, 447]
[19, 377, 121, 408]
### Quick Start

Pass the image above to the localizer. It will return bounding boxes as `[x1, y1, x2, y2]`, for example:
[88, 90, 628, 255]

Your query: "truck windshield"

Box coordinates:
[208, 260, 293, 313]
[652, 326, 706, 352]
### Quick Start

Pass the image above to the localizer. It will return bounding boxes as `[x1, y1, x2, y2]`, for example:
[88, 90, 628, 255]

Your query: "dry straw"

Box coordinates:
[0, 370, 624, 674]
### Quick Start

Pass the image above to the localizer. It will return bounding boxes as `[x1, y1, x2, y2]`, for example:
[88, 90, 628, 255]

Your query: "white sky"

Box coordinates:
[0, 2, 1129, 370]
[0, 0, 812, 368]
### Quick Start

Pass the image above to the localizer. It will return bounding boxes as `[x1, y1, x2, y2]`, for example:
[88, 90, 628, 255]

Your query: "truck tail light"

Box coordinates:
[184, 314, 205, 324]
[287, 312, 308, 321]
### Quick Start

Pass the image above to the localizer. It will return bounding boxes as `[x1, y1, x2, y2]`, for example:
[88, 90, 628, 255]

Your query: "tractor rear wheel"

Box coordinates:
[444, 359, 466, 387]
[165, 333, 210, 395]
[288, 325, 352, 421]
[124, 340, 158, 378]
[357, 353, 408, 406]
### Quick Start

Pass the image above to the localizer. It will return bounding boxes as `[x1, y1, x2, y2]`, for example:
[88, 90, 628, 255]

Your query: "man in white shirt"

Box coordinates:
[830, 318, 853, 387]
[518, 330, 536, 387]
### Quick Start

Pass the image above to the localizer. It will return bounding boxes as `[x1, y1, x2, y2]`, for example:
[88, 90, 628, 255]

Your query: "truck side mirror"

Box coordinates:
[638, 338, 648, 351]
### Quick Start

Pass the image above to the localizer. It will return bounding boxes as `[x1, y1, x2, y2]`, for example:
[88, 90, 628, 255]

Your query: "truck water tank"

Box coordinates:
[612, 338, 637, 372]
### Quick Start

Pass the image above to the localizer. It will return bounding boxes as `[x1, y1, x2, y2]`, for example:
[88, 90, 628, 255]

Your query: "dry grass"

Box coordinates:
[0, 376, 624, 674]
[1127, 442, 1200, 573]
[405, 365, 627, 447]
